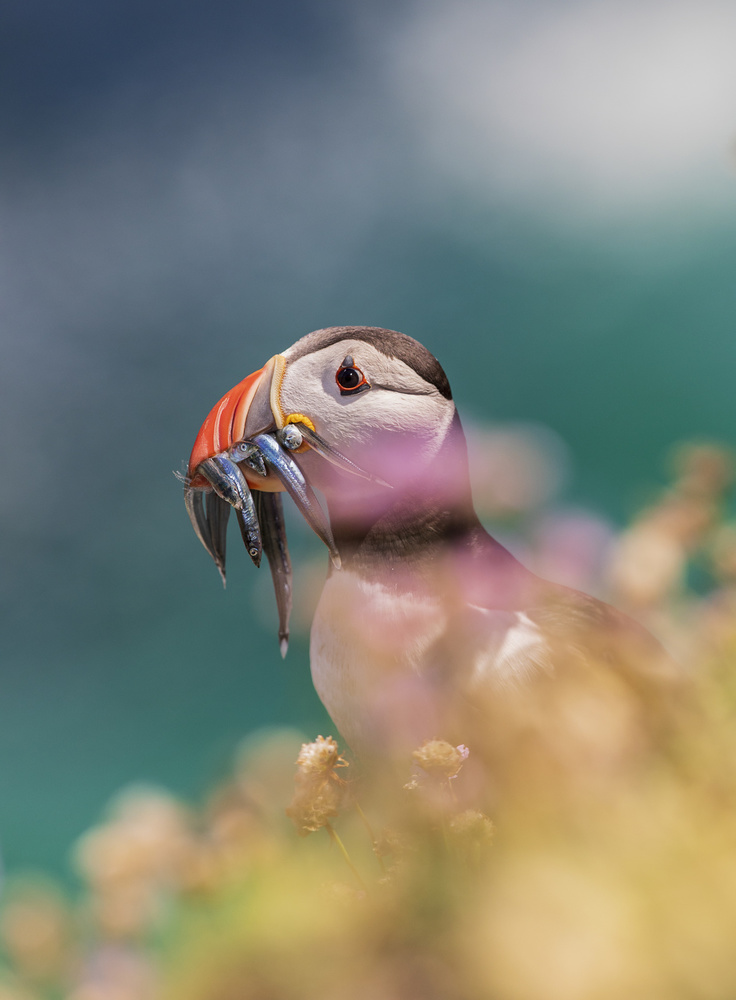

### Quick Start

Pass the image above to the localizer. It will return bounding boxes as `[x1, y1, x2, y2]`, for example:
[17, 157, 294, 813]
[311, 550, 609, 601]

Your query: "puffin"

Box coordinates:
[183, 327, 681, 774]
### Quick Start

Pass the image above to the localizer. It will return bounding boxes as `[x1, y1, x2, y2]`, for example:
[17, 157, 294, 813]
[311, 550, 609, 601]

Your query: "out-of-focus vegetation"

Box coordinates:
[3, 441, 736, 1000]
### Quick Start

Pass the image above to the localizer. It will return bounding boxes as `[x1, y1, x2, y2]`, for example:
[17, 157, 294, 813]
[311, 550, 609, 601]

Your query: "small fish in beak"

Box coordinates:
[248, 432, 341, 569]
[252, 491, 293, 658]
[198, 456, 262, 569]
[205, 491, 230, 586]
[183, 487, 220, 574]
[228, 441, 268, 478]
[282, 423, 392, 488]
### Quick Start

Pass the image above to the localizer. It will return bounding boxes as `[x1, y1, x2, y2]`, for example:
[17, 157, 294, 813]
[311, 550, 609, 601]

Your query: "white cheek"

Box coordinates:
[354, 392, 455, 460]
[282, 367, 453, 453]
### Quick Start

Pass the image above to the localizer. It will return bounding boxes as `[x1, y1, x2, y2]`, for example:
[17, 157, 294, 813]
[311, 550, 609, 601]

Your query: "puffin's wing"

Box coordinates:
[457, 526, 679, 690]
[441, 586, 684, 777]
[456, 606, 554, 691]
[525, 585, 681, 686]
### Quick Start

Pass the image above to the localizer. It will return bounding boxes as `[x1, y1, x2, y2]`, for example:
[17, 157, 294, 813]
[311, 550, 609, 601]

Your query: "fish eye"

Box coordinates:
[336, 357, 370, 395]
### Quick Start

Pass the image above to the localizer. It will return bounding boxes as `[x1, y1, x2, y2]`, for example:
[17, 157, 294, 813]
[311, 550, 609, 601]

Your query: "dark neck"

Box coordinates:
[329, 491, 482, 567]
[326, 413, 510, 573]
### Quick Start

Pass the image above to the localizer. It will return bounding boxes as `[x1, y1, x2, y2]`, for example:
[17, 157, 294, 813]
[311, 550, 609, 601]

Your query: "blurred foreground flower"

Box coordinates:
[295, 735, 347, 778]
[287, 736, 348, 836]
[3, 439, 736, 999]
[449, 810, 495, 864]
[0, 881, 73, 986]
[609, 442, 734, 610]
[411, 740, 469, 780]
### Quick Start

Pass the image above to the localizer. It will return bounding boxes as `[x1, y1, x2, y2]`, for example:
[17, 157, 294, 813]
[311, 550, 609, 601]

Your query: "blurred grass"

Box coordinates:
[3, 441, 736, 999]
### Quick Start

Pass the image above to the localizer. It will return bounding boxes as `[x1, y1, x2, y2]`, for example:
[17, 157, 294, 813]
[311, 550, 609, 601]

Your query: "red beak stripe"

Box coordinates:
[187, 367, 265, 485]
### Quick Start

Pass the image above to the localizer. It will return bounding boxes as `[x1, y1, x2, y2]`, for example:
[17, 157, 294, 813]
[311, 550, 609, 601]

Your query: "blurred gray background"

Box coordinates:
[2, 0, 735, 875]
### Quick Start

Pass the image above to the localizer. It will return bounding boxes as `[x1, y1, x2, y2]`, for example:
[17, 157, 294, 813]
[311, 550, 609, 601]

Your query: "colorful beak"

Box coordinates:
[183, 353, 337, 655]
[187, 357, 285, 489]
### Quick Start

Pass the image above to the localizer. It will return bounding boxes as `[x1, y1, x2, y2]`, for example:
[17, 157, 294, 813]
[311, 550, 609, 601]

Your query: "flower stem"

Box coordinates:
[325, 822, 367, 891]
[355, 803, 388, 876]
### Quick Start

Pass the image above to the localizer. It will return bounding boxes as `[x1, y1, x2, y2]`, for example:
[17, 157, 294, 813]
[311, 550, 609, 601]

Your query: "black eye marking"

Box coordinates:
[336, 358, 370, 395]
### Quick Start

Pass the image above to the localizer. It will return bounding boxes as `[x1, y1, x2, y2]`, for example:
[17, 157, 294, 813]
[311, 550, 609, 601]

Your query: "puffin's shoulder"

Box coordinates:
[458, 523, 681, 688]
[524, 581, 681, 688]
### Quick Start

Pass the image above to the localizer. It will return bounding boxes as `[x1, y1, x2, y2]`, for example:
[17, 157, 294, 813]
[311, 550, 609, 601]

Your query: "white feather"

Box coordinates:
[311, 571, 551, 754]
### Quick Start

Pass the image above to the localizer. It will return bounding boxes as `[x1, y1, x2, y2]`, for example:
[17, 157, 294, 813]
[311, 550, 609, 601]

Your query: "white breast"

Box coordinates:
[310, 570, 447, 754]
[310, 570, 550, 756]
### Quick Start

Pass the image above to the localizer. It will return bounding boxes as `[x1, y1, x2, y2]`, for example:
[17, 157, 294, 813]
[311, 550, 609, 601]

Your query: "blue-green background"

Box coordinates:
[2, 0, 735, 875]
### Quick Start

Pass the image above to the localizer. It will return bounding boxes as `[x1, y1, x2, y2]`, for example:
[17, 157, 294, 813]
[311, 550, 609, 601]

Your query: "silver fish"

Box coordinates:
[248, 433, 341, 568]
[184, 485, 218, 568]
[198, 456, 262, 567]
[253, 491, 293, 658]
[205, 490, 230, 586]
[228, 440, 268, 477]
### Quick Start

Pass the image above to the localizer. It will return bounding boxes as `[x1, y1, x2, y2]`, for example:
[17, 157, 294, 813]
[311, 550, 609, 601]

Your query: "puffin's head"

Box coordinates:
[280, 327, 458, 493]
[188, 326, 460, 504]
[184, 327, 471, 650]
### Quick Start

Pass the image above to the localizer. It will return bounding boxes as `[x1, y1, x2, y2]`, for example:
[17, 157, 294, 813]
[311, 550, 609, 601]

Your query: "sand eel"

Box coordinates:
[183, 327, 681, 767]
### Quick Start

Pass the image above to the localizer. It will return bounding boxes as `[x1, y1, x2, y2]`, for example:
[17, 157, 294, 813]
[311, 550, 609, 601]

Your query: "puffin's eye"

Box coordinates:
[335, 356, 370, 395]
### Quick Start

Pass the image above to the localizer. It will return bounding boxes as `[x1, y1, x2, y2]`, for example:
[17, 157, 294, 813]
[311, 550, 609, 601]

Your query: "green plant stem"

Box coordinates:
[355, 803, 388, 876]
[325, 822, 367, 892]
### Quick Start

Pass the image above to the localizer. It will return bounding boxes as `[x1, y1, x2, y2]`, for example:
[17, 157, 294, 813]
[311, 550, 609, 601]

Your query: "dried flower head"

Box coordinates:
[412, 741, 470, 780]
[449, 809, 495, 845]
[287, 737, 349, 836]
[287, 776, 344, 836]
[448, 810, 495, 867]
[295, 736, 347, 777]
